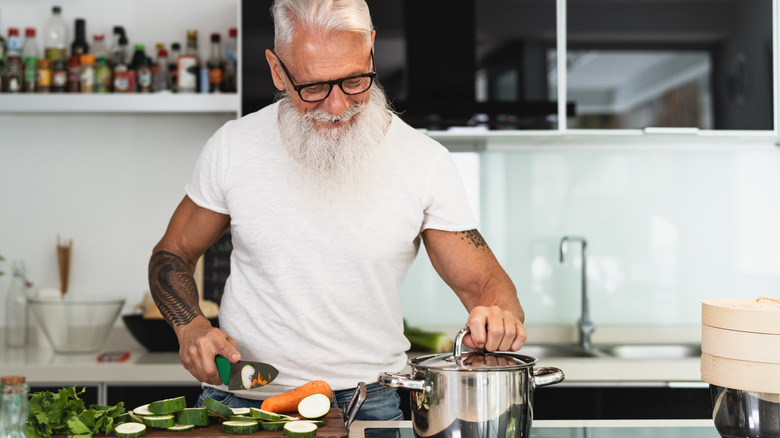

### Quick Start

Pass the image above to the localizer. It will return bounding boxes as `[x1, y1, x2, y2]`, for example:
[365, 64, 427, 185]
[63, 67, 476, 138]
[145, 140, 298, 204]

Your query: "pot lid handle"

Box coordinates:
[453, 326, 470, 360]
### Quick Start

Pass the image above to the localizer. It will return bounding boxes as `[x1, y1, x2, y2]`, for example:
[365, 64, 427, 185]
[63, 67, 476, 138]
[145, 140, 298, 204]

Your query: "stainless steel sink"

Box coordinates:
[595, 343, 701, 359]
[519, 343, 701, 359]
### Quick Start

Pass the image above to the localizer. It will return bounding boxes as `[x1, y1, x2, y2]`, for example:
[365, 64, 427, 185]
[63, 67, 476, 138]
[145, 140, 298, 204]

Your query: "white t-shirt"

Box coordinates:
[186, 102, 477, 399]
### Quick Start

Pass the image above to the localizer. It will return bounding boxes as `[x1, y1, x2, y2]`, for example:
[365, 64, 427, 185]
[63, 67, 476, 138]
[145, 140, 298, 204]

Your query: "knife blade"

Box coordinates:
[215, 355, 279, 390]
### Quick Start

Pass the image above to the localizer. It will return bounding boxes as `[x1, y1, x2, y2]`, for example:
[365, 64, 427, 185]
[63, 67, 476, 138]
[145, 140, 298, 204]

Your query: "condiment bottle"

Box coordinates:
[36, 58, 52, 93]
[94, 56, 112, 93]
[67, 55, 80, 92]
[0, 375, 29, 438]
[22, 27, 40, 93]
[79, 54, 95, 93]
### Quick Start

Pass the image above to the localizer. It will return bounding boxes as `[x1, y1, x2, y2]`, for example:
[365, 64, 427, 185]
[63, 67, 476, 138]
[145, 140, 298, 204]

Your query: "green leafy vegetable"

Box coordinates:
[26, 386, 125, 438]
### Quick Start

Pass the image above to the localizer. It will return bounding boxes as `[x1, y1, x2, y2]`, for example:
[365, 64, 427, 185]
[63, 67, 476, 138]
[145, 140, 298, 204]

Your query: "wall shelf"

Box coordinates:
[0, 93, 239, 114]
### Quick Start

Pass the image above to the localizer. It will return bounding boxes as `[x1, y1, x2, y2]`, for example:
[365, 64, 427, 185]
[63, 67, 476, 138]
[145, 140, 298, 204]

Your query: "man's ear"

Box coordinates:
[265, 49, 286, 91]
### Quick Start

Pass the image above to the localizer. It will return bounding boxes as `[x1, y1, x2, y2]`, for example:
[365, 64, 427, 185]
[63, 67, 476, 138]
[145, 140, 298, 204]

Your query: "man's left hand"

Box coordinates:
[463, 305, 526, 352]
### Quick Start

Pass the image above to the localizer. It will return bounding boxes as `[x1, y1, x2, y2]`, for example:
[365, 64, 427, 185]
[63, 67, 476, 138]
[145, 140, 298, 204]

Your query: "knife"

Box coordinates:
[215, 355, 279, 390]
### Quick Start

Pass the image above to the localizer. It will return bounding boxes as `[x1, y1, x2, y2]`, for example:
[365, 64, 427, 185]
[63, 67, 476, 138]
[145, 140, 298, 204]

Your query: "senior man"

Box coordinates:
[149, 0, 526, 421]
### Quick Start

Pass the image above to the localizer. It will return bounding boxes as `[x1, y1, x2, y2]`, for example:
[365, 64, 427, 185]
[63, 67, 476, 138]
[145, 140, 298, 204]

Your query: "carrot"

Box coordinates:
[260, 380, 333, 414]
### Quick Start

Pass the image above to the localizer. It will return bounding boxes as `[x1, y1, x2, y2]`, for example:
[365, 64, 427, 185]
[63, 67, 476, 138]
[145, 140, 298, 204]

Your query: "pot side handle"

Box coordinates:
[532, 367, 565, 389]
[378, 372, 427, 391]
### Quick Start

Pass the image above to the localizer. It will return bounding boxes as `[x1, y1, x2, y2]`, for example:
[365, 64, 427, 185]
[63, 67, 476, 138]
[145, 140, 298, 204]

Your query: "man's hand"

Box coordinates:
[463, 305, 526, 352]
[175, 316, 241, 385]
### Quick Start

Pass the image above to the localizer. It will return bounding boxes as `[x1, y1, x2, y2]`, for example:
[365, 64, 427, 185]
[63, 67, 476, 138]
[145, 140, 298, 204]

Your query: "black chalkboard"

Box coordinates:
[203, 230, 232, 304]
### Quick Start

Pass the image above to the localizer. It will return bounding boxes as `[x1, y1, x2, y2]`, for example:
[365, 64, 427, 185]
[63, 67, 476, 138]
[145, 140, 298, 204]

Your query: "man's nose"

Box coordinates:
[318, 85, 351, 117]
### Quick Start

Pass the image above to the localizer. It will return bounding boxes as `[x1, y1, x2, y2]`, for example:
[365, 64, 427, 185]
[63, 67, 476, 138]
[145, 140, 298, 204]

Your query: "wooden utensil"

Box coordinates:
[57, 235, 72, 296]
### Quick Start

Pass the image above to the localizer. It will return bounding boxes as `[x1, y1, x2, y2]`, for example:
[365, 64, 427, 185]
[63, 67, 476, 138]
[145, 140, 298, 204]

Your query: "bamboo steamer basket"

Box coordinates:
[701, 297, 780, 393]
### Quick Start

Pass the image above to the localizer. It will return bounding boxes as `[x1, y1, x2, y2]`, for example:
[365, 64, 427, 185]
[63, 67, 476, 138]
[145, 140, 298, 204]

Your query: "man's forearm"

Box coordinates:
[148, 250, 204, 328]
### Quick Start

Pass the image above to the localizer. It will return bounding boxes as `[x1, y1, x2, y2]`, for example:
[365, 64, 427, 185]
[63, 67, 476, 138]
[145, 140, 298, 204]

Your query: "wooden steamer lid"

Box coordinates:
[701, 297, 780, 393]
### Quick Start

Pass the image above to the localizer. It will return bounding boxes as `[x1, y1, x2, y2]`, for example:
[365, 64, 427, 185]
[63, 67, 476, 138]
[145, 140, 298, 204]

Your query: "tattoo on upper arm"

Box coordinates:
[455, 229, 491, 252]
[148, 250, 203, 327]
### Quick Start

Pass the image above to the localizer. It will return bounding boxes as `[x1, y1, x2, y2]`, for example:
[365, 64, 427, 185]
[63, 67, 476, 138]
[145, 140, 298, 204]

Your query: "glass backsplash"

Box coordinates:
[400, 146, 780, 327]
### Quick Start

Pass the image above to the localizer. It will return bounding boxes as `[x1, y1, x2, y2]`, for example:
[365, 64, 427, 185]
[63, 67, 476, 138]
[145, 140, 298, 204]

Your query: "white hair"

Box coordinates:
[271, 0, 374, 52]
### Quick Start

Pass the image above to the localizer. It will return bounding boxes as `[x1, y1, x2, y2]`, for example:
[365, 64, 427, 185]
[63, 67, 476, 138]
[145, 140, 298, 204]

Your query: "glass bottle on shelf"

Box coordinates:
[177, 29, 199, 93]
[223, 27, 237, 93]
[44, 6, 68, 62]
[51, 58, 67, 92]
[91, 33, 108, 60]
[5, 261, 30, 348]
[207, 33, 224, 93]
[1, 375, 29, 438]
[36, 58, 51, 93]
[94, 56, 111, 93]
[5, 28, 23, 92]
[154, 48, 172, 92]
[79, 54, 95, 93]
[131, 44, 152, 93]
[70, 18, 88, 57]
[22, 27, 40, 93]
[169, 42, 181, 93]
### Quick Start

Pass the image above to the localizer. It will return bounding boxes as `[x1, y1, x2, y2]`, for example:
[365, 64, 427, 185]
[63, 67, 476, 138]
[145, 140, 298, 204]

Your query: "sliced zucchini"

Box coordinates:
[303, 420, 326, 427]
[127, 412, 145, 424]
[203, 397, 233, 419]
[297, 393, 331, 419]
[250, 407, 282, 421]
[260, 421, 289, 431]
[284, 420, 318, 438]
[114, 413, 133, 425]
[231, 407, 251, 416]
[142, 415, 176, 428]
[241, 364, 256, 390]
[229, 415, 253, 422]
[132, 404, 153, 416]
[176, 407, 210, 426]
[167, 424, 196, 432]
[148, 396, 186, 415]
[115, 422, 147, 438]
[222, 420, 260, 434]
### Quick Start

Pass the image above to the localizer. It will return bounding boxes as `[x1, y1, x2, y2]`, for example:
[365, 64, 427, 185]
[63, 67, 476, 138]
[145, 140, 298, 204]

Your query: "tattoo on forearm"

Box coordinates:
[149, 250, 203, 327]
[455, 229, 491, 252]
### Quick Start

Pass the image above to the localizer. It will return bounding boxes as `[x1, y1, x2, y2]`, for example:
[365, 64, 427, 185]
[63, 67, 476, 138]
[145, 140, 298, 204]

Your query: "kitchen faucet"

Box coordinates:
[559, 236, 595, 353]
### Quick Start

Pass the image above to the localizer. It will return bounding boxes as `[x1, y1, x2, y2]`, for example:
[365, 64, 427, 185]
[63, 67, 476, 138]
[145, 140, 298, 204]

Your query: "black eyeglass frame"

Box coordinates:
[271, 49, 377, 103]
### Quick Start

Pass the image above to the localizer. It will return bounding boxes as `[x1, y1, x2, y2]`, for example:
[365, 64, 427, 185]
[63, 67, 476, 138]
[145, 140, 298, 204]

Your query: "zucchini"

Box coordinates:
[142, 415, 175, 428]
[231, 407, 251, 416]
[167, 424, 196, 432]
[222, 420, 260, 434]
[229, 415, 253, 422]
[241, 364, 256, 390]
[404, 319, 453, 353]
[203, 397, 233, 419]
[283, 420, 318, 438]
[132, 404, 153, 416]
[250, 407, 282, 421]
[148, 396, 186, 415]
[115, 422, 147, 438]
[297, 393, 330, 419]
[260, 421, 289, 431]
[114, 413, 133, 425]
[176, 407, 210, 426]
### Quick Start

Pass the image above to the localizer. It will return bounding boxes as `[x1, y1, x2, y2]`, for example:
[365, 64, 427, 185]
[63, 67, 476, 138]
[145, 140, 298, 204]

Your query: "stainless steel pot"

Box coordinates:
[711, 384, 780, 438]
[379, 327, 564, 438]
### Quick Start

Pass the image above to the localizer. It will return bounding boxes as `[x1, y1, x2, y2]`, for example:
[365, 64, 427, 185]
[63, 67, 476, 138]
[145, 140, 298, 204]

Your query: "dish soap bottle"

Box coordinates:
[5, 261, 30, 348]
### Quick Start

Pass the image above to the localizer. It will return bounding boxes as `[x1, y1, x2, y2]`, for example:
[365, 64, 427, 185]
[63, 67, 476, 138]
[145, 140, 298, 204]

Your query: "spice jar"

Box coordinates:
[1, 375, 29, 438]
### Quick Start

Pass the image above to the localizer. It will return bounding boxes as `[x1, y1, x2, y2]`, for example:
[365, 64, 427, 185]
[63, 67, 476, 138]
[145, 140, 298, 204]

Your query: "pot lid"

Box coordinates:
[410, 327, 536, 371]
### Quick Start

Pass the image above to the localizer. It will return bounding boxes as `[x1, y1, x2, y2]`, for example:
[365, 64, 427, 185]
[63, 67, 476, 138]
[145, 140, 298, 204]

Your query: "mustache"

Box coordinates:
[303, 102, 365, 124]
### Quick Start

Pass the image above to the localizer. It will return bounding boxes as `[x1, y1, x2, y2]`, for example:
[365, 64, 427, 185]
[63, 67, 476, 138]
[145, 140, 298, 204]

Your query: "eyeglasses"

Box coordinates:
[272, 49, 376, 103]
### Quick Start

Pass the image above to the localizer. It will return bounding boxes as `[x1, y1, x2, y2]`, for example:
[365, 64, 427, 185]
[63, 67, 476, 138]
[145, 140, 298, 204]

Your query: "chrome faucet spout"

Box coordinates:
[559, 236, 594, 352]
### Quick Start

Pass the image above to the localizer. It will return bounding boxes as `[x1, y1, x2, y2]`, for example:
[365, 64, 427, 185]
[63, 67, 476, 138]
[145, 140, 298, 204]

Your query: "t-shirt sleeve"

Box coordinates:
[421, 149, 479, 232]
[185, 126, 230, 215]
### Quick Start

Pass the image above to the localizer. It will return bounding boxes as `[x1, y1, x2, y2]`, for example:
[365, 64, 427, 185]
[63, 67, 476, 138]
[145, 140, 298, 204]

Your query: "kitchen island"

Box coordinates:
[350, 420, 719, 438]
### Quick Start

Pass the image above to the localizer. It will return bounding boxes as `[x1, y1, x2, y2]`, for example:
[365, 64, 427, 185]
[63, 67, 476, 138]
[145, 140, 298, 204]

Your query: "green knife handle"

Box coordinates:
[215, 355, 231, 385]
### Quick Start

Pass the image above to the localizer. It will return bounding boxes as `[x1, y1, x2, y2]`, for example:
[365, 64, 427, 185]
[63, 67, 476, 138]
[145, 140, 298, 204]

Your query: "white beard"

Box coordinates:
[277, 84, 392, 195]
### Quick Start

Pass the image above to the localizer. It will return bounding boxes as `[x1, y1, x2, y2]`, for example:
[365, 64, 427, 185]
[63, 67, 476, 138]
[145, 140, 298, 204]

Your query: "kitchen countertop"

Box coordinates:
[349, 420, 718, 438]
[0, 324, 704, 387]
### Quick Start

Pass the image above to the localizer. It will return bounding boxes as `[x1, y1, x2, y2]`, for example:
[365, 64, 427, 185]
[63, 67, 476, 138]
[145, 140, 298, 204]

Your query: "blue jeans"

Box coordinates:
[195, 382, 404, 421]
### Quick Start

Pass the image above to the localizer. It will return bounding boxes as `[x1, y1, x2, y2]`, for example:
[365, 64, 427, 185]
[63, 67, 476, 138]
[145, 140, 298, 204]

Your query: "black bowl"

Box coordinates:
[122, 314, 220, 352]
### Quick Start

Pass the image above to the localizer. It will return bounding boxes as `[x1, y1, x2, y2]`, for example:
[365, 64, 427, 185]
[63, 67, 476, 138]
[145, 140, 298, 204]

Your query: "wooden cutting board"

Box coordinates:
[58, 408, 348, 438]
